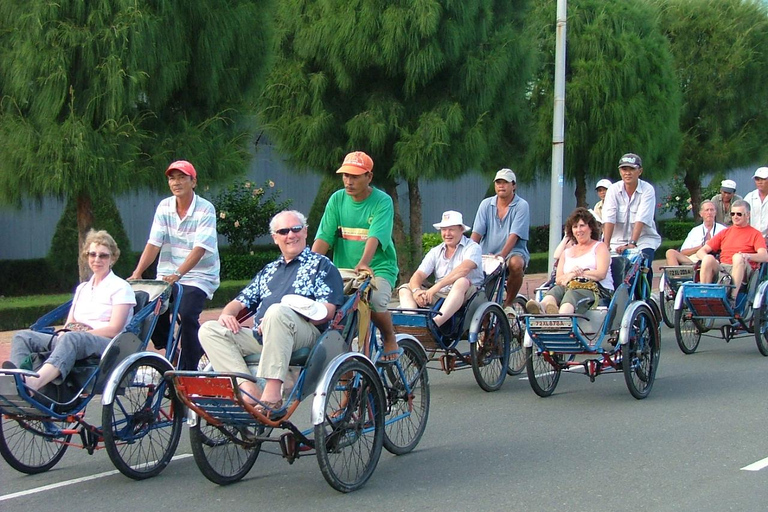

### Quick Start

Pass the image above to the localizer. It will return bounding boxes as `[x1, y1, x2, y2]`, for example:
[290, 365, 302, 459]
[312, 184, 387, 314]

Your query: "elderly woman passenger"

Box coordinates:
[526, 208, 614, 315]
[5, 230, 136, 391]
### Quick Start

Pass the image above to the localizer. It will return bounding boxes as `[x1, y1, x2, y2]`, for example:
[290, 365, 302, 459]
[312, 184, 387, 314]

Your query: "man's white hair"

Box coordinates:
[270, 210, 308, 234]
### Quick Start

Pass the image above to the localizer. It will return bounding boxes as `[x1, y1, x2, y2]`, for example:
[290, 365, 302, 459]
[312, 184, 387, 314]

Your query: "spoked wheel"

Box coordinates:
[381, 338, 430, 455]
[506, 296, 528, 375]
[189, 419, 268, 485]
[753, 291, 768, 356]
[0, 415, 71, 474]
[674, 307, 701, 354]
[525, 347, 561, 397]
[623, 307, 660, 399]
[316, 358, 385, 493]
[102, 356, 183, 480]
[470, 306, 511, 392]
[659, 283, 675, 329]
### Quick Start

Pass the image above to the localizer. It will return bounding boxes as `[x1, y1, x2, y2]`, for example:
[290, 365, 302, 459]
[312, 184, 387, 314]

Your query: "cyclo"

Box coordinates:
[658, 264, 695, 328]
[0, 281, 185, 479]
[673, 259, 768, 356]
[165, 273, 430, 493]
[390, 255, 526, 392]
[522, 249, 661, 399]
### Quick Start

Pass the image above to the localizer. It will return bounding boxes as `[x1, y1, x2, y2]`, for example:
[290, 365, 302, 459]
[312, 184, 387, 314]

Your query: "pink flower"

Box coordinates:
[234, 220, 240, 228]
[268, 180, 275, 188]
[219, 212, 226, 219]
[244, 181, 251, 189]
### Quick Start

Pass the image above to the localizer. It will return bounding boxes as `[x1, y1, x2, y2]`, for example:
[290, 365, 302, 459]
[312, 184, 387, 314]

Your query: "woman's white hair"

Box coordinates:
[269, 210, 308, 234]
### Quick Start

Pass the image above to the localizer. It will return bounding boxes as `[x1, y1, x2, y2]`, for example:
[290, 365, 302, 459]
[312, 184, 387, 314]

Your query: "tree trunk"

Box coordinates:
[383, 182, 409, 283]
[575, 171, 587, 208]
[408, 179, 423, 274]
[76, 191, 95, 282]
[684, 171, 702, 222]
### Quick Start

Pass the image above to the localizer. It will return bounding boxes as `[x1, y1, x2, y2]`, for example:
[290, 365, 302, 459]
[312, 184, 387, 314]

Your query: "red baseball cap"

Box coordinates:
[336, 151, 374, 175]
[165, 160, 197, 179]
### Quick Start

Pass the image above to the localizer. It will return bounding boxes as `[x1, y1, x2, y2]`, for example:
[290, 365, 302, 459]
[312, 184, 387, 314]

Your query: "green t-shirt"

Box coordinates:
[315, 187, 399, 287]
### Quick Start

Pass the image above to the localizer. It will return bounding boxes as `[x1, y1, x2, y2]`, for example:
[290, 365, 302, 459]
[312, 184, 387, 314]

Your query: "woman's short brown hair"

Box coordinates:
[565, 207, 600, 243]
[81, 229, 121, 263]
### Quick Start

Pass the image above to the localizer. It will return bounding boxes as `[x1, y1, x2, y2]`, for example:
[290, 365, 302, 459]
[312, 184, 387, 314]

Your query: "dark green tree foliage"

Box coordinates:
[0, 0, 275, 277]
[259, 0, 535, 271]
[651, 0, 768, 218]
[526, 0, 681, 206]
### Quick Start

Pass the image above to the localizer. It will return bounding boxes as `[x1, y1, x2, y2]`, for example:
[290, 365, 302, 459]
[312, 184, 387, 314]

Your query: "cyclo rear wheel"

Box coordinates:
[381, 337, 430, 455]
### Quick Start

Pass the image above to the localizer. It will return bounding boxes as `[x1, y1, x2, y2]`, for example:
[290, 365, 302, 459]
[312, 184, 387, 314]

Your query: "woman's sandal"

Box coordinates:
[254, 399, 284, 418]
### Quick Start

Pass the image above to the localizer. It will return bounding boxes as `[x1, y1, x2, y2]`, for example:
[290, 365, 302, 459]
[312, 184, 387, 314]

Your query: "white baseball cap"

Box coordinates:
[753, 167, 768, 179]
[720, 179, 737, 193]
[595, 179, 612, 190]
[494, 168, 516, 183]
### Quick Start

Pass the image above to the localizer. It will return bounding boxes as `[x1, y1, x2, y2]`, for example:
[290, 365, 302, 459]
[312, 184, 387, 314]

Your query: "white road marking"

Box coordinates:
[741, 456, 768, 471]
[0, 453, 193, 502]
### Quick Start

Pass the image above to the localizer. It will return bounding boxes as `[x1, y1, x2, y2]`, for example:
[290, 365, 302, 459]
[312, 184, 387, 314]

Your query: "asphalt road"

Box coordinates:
[2, 326, 768, 512]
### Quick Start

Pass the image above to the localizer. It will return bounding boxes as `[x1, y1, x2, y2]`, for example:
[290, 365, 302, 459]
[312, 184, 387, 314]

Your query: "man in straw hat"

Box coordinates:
[398, 211, 484, 334]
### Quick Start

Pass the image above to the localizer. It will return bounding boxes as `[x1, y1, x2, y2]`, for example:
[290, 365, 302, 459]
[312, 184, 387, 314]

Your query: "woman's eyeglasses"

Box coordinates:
[86, 252, 111, 259]
[273, 225, 304, 236]
[730, 212, 745, 217]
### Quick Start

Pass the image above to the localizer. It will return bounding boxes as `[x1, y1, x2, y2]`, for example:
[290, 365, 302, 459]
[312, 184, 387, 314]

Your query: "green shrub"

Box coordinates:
[212, 179, 291, 254]
[528, 225, 552, 254]
[219, 249, 281, 281]
[658, 220, 696, 240]
[421, 232, 442, 253]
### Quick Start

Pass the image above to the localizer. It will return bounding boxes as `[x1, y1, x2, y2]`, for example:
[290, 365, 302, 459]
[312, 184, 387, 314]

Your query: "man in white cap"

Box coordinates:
[130, 160, 220, 370]
[399, 211, 484, 334]
[471, 168, 530, 317]
[592, 179, 612, 223]
[665, 200, 726, 265]
[711, 179, 741, 226]
[602, 153, 662, 282]
[199, 210, 344, 415]
[743, 167, 768, 237]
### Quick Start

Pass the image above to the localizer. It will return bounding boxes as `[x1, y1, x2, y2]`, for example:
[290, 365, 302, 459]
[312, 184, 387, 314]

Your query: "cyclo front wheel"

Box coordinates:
[674, 307, 701, 354]
[526, 347, 561, 397]
[470, 305, 511, 392]
[0, 415, 71, 474]
[102, 356, 183, 480]
[381, 337, 430, 455]
[316, 358, 385, 493]
[623, 306, 660, 399]
[506, 296, 528, 375]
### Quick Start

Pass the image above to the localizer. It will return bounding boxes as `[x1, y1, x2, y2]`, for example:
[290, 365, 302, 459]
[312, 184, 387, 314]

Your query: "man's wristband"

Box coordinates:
[173, 271, 182, 278]
[628, 240, 637, 247]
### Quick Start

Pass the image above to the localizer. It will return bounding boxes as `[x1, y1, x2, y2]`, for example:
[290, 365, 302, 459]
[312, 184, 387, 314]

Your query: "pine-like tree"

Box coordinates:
[0, 0, 275, 277]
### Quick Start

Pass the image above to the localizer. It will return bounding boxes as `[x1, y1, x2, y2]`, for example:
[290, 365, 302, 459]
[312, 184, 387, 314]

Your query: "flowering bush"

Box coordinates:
[660, 175, 693, 220]
[213, 179, 291, 254]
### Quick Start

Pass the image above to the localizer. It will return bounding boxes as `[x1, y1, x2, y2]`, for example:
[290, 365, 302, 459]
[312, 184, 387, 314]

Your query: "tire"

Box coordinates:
[525, 347, 561, 397]
[659, 285, 675, 329]
[102, 356, 183, 480]
[623, 307, 661, 399]
[753, 292, 768, 356]
[189, 419, 266, 485]
[507, 296, 528, 375]
[381, 338, 430, 455]
[0, 416, 71, 474]
[316, 358, 385, 493]
[674, 307, 701, 354]
[470, 305, 511, 392]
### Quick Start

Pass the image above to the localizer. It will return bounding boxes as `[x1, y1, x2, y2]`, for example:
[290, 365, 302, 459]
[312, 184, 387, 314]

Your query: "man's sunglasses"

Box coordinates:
[274, 225, 304, 235]
[730, 212, 745, 217]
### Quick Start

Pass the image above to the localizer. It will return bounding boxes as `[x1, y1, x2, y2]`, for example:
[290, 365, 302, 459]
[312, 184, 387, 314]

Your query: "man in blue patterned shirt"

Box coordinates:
[198, 210, 344, 413]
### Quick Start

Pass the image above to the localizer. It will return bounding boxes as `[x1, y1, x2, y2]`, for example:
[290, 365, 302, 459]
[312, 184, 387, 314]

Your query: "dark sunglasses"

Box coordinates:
[730, 212, 745, 217]
[86, 251, 111, 259]
[274, 225, 304, 236]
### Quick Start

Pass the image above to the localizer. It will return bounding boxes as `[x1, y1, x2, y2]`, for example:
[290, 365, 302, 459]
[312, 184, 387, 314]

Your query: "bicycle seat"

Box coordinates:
[244, 347, 312, 367]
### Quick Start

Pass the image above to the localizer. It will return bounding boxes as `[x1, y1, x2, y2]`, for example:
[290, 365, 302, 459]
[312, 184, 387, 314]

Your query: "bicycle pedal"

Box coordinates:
[279, 432, 299, 464]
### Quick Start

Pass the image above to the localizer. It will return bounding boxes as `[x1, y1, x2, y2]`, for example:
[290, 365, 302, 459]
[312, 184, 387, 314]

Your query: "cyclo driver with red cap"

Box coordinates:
[130, 160, 220, 371]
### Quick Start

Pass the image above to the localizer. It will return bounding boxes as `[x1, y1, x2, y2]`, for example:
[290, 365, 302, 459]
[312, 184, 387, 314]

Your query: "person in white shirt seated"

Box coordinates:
[665, 200, 726, 265]
[399, 211, 484, 334]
